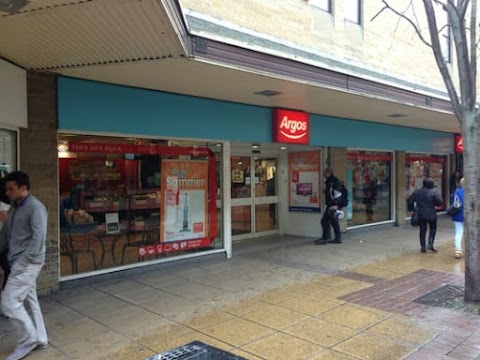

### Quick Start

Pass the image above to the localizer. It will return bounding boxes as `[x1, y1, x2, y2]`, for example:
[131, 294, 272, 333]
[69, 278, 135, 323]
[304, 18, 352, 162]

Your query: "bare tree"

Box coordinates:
[375, 0, 480, 303]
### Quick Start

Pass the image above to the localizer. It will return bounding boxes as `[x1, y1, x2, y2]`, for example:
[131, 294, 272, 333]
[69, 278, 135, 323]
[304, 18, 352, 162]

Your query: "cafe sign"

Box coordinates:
[272, 108, 310, 145]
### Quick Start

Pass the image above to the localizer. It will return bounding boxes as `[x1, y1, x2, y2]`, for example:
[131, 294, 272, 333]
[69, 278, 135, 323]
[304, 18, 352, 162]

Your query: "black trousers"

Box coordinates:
[0, 249, 9, 289]
[321, 207, 341, 240]
[418, 219, 437, 249]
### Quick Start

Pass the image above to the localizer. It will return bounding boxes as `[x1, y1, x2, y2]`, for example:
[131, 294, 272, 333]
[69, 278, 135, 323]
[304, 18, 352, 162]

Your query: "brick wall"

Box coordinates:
[22, 72, 59, 294]
[181, 0, 452, 92]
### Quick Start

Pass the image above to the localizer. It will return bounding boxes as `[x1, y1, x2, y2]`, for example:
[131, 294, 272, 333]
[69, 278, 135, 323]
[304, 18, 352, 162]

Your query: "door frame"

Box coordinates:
[230, 147, 279, 241]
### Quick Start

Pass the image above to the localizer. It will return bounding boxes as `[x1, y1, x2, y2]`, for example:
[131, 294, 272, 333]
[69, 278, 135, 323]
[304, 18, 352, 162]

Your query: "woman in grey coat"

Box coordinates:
[408, 177, 444, 253]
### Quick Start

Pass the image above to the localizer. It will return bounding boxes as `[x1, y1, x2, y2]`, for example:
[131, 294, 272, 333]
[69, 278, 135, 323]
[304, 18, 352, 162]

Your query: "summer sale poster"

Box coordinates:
[160, 160, 208, 242]
[288, 151, 321, 212]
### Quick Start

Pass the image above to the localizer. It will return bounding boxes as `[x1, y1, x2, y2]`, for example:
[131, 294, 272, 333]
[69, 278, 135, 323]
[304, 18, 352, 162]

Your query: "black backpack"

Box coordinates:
[339, 181, 348, 208]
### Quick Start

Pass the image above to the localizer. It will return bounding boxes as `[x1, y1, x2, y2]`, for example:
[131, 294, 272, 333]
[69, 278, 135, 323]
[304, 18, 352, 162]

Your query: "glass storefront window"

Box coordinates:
[254, 158, 277, 197]
[255, 204, 277, 232]
[231, 156, 251, 198]
[0, 129, 17, 177]
[58, 134, 222, 276]
[347, 150, 392, 226]
[405, 154, 447, 216]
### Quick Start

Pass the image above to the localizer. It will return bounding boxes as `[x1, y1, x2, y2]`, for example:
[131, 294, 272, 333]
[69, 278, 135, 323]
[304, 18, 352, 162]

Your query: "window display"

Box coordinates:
[58, 135, 221, 276]
[347, 150, 392, 226]
[405, 153, 447, 216]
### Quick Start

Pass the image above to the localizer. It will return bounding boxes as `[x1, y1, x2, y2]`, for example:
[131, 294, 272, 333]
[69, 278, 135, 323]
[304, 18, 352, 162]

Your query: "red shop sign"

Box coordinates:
[455, 134, 463, 153]
[272, 109, 310, 145]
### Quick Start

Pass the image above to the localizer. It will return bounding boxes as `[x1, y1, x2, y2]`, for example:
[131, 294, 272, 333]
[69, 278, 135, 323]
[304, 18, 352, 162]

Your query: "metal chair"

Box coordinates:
[60, 223, 98, 274]
[121, 215, 160, 264]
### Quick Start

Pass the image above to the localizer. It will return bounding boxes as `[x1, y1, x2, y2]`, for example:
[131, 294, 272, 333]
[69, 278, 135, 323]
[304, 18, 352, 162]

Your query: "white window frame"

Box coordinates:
[344, 0, 362, 24]
[309, 0, 332, 13]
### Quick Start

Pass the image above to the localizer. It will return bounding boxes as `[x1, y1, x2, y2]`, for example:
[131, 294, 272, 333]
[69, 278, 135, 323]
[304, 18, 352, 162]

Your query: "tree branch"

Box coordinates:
[423, 0, 463, 119]
[380, 0, 432, 47]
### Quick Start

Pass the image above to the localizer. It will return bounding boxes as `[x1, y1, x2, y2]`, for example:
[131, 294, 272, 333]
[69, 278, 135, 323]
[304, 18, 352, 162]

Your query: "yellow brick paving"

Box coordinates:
[0, 217, 472, 360]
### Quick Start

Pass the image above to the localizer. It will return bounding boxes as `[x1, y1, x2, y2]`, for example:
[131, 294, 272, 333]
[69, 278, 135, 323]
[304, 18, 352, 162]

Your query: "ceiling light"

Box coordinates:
[254, 90, 282, 97]
[252, 143, 260, 149]
[387, 113, 407, 118]
[280, 146, 287, 150]
[0, 0, 28, 14]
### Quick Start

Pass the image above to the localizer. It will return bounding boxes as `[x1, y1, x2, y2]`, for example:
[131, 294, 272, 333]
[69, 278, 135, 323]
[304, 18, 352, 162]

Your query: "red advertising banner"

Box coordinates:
[406, 156, 446, 163]
[347, 152, 392, 161]
[69, 142, 212, 157]
[272, 109, 310, 145]
[288, 151, 321, 212]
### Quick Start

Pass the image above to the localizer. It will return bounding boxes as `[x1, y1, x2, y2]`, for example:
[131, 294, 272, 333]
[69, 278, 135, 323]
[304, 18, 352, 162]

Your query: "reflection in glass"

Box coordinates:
[254, 158, 277, 197]
[347, 150, 392, 226]
[232, 205, 251, 235]
[231, 156, 251, 198]
[0, 129, 16, 176]
[255, 204, 277, 232]
[58, 135, 223, 276]
[405, 154, 447, 216]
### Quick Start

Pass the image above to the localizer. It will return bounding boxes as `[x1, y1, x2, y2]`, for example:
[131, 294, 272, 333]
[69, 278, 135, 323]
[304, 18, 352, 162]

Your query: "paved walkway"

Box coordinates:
[1, 216, 479, 360]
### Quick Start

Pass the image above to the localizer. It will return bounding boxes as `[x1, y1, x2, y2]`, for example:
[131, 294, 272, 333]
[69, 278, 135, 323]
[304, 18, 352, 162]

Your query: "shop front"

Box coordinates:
[56, 76, 456, 280]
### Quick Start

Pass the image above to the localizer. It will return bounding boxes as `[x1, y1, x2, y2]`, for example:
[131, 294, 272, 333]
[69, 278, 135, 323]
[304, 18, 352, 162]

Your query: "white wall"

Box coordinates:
[0, 59, 27, 128]
[278, 151, 324, 239]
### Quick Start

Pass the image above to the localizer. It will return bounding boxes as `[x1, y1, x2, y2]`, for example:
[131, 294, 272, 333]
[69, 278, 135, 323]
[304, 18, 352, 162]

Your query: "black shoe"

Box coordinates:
[421, 248, 427, 253]
[314, 239, 328, 245]
[427, 245, 438, 252]
[328, 239, 342, 244]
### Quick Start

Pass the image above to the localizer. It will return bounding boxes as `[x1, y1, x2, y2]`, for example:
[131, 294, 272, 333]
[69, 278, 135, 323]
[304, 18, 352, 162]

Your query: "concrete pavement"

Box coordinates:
[1, 216, 479, 360]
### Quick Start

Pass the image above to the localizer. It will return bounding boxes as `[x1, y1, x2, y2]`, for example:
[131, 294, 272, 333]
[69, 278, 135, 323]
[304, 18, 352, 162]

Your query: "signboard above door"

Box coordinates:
[272, 108, 310, 145]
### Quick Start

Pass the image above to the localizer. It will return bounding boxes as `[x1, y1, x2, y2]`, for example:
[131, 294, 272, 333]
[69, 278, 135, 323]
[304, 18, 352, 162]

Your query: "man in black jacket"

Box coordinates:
[408, 177, 444, 253]
[315, 168, 343, 245]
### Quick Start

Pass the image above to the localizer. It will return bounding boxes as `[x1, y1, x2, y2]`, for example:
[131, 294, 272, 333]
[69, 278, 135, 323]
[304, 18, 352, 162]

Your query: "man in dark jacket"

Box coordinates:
[408, 177, 444, 253]
[315, 168, 344, 245]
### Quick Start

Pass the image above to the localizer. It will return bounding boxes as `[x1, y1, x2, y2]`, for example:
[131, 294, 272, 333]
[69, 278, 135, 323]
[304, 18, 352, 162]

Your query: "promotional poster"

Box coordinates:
[161, 159, 209, 242]
[288, 151, 321, 212]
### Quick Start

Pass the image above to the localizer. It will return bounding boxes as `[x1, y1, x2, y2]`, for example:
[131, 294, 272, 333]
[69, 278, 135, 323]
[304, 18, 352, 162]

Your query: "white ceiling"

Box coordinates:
[0, 0, 460, 134]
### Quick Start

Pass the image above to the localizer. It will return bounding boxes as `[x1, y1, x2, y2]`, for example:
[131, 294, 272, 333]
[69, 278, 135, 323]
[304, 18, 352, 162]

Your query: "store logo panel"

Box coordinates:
[272, 108, 310, 145]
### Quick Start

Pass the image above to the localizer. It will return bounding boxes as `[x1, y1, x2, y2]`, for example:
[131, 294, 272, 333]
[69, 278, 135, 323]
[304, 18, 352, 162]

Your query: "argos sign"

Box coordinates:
[272, 109, 310, 145]
[455, 133, 463, 153]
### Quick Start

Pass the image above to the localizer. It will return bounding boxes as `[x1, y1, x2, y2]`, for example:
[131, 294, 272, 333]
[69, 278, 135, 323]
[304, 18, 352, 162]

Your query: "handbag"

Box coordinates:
[410, 207, 419, 227]
[446, 193, 462, 216]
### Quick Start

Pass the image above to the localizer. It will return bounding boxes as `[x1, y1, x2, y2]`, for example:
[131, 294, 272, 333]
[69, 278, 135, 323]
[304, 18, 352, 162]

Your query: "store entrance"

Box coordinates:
[230, 153, 278, 240]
